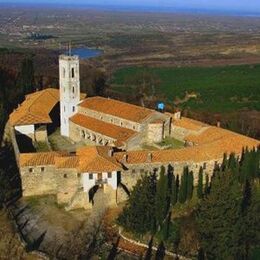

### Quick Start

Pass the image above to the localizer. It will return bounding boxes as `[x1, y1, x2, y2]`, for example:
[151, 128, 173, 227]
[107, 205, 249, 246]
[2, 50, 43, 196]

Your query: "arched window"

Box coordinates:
[63, 68, 66, 78]
[72, 106, 75, 112]
[71, 68, 75, 78]
[72, 86, 75, 94]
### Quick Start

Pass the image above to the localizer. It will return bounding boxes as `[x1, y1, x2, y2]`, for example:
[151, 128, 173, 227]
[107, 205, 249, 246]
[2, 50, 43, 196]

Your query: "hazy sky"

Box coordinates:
[2, 0, 260, 13]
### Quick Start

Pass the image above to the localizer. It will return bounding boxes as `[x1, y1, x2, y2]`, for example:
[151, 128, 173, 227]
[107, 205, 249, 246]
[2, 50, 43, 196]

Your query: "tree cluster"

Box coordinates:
[0, 57, 35, 143]
[117, 165, 183, 250]
[196, 148, 260, 259]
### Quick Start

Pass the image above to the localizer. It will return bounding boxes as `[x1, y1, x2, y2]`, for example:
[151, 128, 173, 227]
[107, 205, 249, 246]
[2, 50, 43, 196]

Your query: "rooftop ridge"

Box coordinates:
[79, 96, 156, 123]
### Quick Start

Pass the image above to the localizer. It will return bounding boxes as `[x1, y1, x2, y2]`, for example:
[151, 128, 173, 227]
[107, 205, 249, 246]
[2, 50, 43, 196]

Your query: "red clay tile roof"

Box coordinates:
[185, 126, 258, 146]
[79, 96, 155, 123]
[114, 133, 259, 164]
[76, 146, 122, 172]
[172, 116, 208, 131]
[70, 113, 137, 145]
[55, 155, 80, 169]
[20, 146, 122, 173]
[10, 88, 60, 126]
[19, 151, 67, 167]
[9, 88, 86, 126]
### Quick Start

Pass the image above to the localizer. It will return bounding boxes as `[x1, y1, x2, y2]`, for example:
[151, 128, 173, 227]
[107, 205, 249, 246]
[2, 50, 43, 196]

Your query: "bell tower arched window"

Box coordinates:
[63, 68, 66, 78]
[72, 68, 75, 78]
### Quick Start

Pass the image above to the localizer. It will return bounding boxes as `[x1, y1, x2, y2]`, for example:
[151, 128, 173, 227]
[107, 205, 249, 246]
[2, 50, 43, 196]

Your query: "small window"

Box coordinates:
[89, 173, 93, 180]
[64, 174, 67, 178]
[72, 106, 75, 112]
[120, 122, 123, 126]
[77, 173, 81, 178]
[133, 126, 136, 130]
[203, 163, 207, 170]
[29, 168, 33, 173]
[64, 192, 68, 195]
[41, 167, 45, 172]
[108, 172, 112, 178]
[72, 68, 75, 78]
[110, 119, 113, 123]
[72, 86, 75, 94]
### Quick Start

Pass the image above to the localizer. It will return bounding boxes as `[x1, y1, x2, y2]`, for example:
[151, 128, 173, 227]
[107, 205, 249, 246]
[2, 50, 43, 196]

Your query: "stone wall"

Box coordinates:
[78, 107, 142, 132]
[35, 126, 48, 142]
[56, 168, 80, 205]
[69, 120, 115, 146]
[125, 132, 144, 150]
[20, 165, 57, 197]
[119, 157, 224, 198]
[147, 123, 164, 143]
[8, 125, 20, 164]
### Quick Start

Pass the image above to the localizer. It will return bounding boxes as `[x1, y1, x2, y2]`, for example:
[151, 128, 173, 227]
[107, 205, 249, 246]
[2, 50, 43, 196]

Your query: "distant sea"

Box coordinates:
[1, 2, 260, 18]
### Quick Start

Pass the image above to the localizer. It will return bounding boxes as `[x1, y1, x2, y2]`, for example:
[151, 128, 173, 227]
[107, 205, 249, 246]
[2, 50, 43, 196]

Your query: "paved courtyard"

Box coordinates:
[48, 128, 92, 152]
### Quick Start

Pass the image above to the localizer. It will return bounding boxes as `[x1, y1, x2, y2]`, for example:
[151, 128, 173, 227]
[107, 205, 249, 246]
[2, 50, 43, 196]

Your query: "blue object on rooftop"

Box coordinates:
[157, 102, 165, 110]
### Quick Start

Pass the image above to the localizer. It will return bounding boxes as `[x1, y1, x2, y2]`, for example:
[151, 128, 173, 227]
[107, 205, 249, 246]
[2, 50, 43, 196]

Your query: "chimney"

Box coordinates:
[173, 110, 181, 120]
[123, 154, 128, 164]
[217, 121, 221, 128]
[108, 148, 114, 157]
[147, 152, 152, 163]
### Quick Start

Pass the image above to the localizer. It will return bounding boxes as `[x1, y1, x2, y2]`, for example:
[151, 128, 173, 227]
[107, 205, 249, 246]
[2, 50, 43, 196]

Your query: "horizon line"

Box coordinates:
[0, 2, 260, 17]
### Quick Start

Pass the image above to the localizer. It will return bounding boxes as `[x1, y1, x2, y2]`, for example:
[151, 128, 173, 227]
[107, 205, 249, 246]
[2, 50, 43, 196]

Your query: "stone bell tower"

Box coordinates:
[59, 54, 80, 137]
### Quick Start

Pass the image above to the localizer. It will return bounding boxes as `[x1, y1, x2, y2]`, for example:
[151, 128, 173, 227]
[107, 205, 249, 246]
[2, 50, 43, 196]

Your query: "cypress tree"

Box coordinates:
[18, 57, 35, 95]
[117, 172, 157, 235]
[187, 171, 194, 200]
[196, 170, 242, 259]
[197, 167, 203, 199]
[179, 166, 188, 203]
[228, 153, 237, 170]
[171, 175, 179, 206]
[237, 180, 259, 259]
[155, 166, 168, 228]
[204, 174, 209, 196]
[167, 164, 174, 205]
[221, 153, 228, 171]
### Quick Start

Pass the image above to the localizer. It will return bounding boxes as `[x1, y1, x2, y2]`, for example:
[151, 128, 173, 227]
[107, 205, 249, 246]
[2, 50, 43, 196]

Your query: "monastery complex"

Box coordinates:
[8, 54, 260, 210]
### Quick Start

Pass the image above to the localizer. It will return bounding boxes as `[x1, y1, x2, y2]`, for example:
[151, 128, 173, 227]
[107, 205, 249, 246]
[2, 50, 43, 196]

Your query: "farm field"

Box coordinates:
[111, 64, 260, 113]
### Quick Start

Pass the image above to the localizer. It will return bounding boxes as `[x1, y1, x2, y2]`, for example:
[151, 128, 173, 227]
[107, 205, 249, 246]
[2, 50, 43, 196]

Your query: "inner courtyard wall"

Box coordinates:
[20, 165, 57, 197]
[78, 107, 142, 132]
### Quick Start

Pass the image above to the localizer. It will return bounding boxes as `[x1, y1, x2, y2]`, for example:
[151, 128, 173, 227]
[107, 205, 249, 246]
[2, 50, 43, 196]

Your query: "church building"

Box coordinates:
[8, 53, 259, 211]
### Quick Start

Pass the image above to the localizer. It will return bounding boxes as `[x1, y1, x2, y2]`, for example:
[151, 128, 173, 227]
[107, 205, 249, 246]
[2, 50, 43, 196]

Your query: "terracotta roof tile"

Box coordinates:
[185, 126, 258, 146]
[76, 146, 122, 172]
[79, 96, 155, 123]
[19, 151, 67, 167]
[10, 88, 60, 126]
[172, 116, 208, 131]
[114, 133, 259, 164]
[55, 156, 80, 169]
[9, 88, 86, 126]
[70, 113, 137, 145]
[20, 146, 122, 173]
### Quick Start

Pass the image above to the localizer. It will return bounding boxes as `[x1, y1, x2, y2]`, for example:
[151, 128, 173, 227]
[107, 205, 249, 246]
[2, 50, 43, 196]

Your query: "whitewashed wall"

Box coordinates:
[15, 125, 35, 136]
[82, 171, 118, 192]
